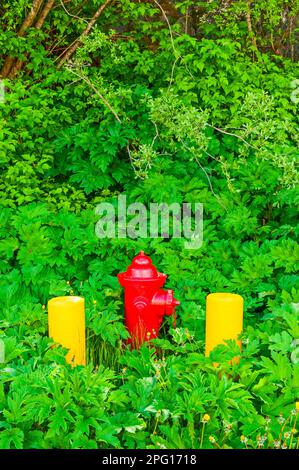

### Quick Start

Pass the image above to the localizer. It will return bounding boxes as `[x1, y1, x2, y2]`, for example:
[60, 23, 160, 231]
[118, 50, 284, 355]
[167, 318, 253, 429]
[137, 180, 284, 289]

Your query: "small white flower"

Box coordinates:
[273, 440, 280, 449]
[278, 415, 285, 425]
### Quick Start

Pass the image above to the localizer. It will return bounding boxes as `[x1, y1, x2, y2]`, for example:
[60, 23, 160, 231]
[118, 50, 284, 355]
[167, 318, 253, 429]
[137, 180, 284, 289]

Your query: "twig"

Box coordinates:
[206, 123, 258, 149]
[203, 149, 220, 162]
[169, 56, 180, 88]
[152, 122, 160, 146]
[126, 144, 136, 174]
[194, 154, 227, 211]
[47, 32, 70, 55]
[180, 141, 215, 196]
[48, 2, 89, 55]
[65, 77, 83, 86]
[67, 66, 121, 123]
[60, 0, 90, 23]
[151, 0, 181, 89]
[57, 0, 113, 68]
[151, 0, 177, 56]
[194, 156, 215, 196]
[179, 139, 227, 210]
[54, 37, 78, 61]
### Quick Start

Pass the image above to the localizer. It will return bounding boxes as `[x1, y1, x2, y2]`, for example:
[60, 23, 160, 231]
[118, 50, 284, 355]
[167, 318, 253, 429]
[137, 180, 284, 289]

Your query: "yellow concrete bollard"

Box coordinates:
[48, 296, 86, 366]
[205, 293, 243, 358]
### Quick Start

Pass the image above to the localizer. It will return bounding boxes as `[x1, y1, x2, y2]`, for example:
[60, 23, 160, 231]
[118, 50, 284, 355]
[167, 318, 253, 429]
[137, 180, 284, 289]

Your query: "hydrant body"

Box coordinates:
[117, 251, 179, 347]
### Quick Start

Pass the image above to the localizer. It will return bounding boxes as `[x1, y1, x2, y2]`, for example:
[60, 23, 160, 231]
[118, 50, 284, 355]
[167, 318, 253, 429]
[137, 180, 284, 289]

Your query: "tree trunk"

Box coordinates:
[0, 0, 45, 78]
[246, 2, 257, 49]
[8, 0, 56, 78]
[35, 0, 55, 29]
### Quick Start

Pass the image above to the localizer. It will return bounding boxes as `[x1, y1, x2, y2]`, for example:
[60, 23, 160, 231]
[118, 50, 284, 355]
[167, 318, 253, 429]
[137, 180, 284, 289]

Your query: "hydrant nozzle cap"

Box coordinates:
[117, 251, 167, 283]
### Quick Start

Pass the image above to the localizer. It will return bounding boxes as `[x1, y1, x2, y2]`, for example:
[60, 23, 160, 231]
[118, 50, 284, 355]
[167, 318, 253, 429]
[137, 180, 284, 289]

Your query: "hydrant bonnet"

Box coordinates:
[118, 251, 166, 285]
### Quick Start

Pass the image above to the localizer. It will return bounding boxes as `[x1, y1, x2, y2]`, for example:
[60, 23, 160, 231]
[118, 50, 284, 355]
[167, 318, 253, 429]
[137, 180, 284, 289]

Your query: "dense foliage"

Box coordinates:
[0, 0, 298, 449]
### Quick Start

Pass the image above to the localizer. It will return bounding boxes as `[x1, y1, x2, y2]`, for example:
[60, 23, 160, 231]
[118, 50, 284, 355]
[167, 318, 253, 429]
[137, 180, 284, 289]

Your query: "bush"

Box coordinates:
[0, 0, 298, 449]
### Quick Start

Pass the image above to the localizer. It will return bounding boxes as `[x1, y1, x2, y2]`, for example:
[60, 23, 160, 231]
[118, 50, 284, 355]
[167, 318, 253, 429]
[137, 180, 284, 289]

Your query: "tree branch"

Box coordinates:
[206, 123, 258, 150]
[59, 0, 90, 24]
[57, 0, 113, 69]
[66, 66, 121, 123]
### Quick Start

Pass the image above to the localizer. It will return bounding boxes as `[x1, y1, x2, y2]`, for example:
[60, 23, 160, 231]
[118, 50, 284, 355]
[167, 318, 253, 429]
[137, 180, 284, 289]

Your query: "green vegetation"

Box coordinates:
[0, 0, 298, 449]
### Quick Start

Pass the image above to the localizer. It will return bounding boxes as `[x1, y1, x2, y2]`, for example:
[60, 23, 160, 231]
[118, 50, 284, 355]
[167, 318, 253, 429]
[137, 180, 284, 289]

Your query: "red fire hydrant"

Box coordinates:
[117, 251, 180, 347]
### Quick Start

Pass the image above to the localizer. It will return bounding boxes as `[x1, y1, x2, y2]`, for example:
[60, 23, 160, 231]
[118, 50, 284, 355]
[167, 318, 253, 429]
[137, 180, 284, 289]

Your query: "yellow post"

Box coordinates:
[48, 296, 86, 366]
[205, 293, 243, 357]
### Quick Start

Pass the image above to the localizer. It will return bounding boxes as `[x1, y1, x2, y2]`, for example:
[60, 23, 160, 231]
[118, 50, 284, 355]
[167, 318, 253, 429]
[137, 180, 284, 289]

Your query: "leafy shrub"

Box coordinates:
[0, 0, 298, 449]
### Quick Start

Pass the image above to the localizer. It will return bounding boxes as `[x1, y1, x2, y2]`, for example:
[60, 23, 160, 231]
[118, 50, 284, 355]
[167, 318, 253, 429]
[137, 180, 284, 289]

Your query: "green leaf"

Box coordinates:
[0, 428, 24, 449]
